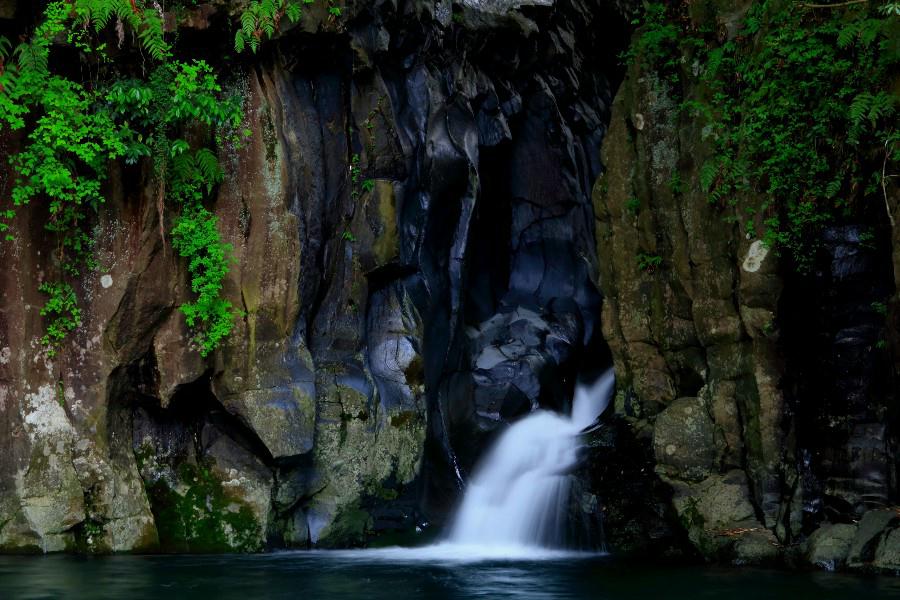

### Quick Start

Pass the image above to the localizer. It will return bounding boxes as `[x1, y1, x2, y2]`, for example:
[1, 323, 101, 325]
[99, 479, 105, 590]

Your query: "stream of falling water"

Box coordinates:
[446, 369, 615, 551]
[321, 369, 615, 562]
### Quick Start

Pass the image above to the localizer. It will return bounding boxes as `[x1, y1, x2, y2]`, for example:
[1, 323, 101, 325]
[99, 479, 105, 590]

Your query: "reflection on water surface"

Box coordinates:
[0, 550, 898, 599]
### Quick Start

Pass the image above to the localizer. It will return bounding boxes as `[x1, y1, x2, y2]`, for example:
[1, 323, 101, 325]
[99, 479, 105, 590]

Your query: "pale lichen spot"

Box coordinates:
[633, 113, 645, 130]
[0, 347, 10, 364]
[742, 240, 769, 273]
[22, 384, 75, 443]
[100, 274, 113, 289]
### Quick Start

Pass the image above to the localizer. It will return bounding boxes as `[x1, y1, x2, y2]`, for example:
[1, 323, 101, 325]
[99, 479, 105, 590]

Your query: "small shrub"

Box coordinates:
[637, 253, 663, 272]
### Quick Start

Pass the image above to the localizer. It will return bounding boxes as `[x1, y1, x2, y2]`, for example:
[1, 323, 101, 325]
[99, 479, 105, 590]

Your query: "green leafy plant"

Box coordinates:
[626, 197, 641, 215]
[629, 1, 899, 273]
[668, 172, 683, 196]
[0, 1, 245, 356]
[106, 60, 245, 356]
[349, 153, 362, 200]
[234, 0, 305, 53]
[171, 205, 238, 356]
[637, 253, 663, 272]
[38, 282, 82, 355]
[621, 2, 680, 75]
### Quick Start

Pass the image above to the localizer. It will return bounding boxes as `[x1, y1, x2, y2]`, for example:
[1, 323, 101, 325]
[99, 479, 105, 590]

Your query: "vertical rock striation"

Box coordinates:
[592, 0, 900, 571]
[0, 0, 625, 552]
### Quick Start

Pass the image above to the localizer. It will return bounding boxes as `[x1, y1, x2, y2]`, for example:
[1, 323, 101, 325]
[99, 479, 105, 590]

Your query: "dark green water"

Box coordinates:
[1, 550, 899, 599]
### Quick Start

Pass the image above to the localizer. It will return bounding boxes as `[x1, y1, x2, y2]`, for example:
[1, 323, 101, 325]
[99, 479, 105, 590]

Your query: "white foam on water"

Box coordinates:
[307, 543, 594, 564]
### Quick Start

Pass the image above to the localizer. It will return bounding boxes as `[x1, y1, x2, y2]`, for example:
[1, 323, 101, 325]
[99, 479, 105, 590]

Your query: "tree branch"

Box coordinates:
[800, 0, 869, 8]
[884, 136, 895, 228]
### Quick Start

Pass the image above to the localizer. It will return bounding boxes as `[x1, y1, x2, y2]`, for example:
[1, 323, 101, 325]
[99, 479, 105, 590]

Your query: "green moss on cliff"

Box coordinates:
[628, 0, 900, 271]
[140, 461, 262, 553]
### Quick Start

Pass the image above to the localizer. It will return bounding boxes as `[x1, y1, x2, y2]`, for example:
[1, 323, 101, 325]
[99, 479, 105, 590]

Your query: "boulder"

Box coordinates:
[653, 397, 717, 481]
[733, 529, 780, 565]
[874, 527, 900, 573]
[669, 470, 761, 558]
[848, 509, 899, 567]
[805, 523, 858, 571]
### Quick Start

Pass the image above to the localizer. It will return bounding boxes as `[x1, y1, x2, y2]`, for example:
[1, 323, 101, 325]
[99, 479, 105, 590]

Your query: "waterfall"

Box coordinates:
[448, 369, 615, 549]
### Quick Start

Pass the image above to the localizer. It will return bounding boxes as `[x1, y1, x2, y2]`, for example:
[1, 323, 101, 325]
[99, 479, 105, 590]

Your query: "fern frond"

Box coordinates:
[837, 23, 857, 49]
[868, 91, 896, 125]
[136, 10, 169, 60]
[858, 19, 881, 47]
[849, 92, 872, 127]
[14, 42, 49, 77]
[824, 176, 842, 199]
[196, 148, 223, 187]
[285, 3, 302, 22]
[241, 10, 257, 35]
[171, 151, 196, 182]
[699, 160, 718, 192]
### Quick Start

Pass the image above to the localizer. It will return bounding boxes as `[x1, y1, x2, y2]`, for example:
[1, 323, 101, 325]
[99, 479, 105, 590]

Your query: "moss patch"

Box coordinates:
[73, 519, 108, 554]
[319, 504, 372, 548]
[142, 462, 262, 553]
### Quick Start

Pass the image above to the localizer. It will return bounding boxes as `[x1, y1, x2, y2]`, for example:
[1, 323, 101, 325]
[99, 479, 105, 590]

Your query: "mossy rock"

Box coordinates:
[143, 462, 263, 553]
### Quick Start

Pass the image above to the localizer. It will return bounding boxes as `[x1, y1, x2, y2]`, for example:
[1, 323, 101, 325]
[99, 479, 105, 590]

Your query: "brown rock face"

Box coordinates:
[592, 0, 899, 569]
[593, 30, 785, 559]
[0, 1, 14, 20]
[0, 47, 427, 555]
[4, 0, 894, 565]
[0, 0, 621, 552]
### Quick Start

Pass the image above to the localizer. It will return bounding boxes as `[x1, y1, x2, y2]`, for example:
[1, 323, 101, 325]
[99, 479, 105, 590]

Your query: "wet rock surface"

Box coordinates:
[804, 523, 858, 571]
[0, 0, 626, 552]
[1, 0, 898, 570]
[577, 415, 686, 557]
[591, 0, 900, 573]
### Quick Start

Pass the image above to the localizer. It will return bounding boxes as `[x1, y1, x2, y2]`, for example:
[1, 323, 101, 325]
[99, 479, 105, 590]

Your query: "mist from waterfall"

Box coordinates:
[448, 369, 615, 550]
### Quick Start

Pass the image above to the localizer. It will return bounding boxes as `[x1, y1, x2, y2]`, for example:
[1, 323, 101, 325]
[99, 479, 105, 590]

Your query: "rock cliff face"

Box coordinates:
[592, 0, 900, 572]
[0, 0, 625, 552]
[1, 0, 898, 574]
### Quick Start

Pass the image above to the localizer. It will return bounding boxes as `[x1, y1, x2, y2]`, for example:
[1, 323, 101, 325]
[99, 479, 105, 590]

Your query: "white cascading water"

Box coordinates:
[321, 369, 615, 562]
[448, 368, 616, 549]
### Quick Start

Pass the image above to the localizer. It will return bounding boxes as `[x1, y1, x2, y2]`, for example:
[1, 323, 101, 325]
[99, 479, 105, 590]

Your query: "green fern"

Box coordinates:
[699, 160, 718, 192]
[14, 42, 49, 77]
[824, 176, 843, 199]
[196, 148, 224, 191]
[234, 0, 305, 53]
[635, 0, 900, 269]
[0, 1, 244, 356]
